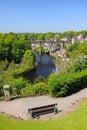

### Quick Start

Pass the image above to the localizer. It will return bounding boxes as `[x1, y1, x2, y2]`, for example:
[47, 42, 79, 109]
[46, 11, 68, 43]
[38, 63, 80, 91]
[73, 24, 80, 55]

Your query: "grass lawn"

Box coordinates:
[0, 100, 87, 130]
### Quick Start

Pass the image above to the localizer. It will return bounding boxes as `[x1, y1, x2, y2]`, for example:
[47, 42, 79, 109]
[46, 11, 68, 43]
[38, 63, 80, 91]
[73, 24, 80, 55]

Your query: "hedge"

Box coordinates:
[48, 69, 87, 97]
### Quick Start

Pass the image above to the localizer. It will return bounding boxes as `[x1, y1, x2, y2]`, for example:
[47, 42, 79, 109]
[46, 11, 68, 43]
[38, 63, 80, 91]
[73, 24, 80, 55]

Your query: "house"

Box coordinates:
[77, 34, 85, 42]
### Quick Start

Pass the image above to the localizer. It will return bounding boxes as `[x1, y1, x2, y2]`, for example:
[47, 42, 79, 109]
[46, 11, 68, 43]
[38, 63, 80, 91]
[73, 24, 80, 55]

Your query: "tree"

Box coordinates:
[70, 42, 87, 59]
[12, 40, 27, 63]
[18, 49, 36, 74]
[66, 42, 79, 52]
[77, 42, 87, 56]
[44, 32, 54, 40]
[37, 33, 45, 40]
[0, 59, 9, 73]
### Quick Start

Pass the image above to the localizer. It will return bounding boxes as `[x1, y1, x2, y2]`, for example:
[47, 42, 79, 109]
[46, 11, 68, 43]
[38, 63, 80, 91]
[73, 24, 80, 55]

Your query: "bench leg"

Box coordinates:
[29, 110, 33, 119]
[54, 104, 58, 114]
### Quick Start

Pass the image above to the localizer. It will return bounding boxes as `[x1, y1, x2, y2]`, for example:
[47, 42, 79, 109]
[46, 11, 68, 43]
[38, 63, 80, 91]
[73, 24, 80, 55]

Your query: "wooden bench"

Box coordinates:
[28, 103, 58, 118]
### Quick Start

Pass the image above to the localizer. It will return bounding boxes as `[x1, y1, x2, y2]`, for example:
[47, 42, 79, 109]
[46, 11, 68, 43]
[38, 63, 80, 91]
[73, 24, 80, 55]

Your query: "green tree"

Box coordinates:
[0, 59, 9, 73]
[17, 49, 36, 74]
[37, 33, 45, 40]
[66, 42, 79, 52]
[70, 42, 87, 59]
[12, 41, 27, 63]
[44, 32, 54, 40]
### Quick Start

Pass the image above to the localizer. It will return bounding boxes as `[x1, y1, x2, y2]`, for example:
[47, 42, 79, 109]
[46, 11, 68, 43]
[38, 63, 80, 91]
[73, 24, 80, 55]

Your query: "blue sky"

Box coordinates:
[0, 0, 87, 33]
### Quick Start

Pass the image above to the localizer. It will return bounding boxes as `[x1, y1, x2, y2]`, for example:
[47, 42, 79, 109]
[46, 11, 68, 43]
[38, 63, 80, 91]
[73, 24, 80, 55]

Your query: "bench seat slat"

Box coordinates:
[32, 109, 54, 116]
[28, 103, 57, 111]
[29, 106, 55, 113]
[28, 103, 58, 118]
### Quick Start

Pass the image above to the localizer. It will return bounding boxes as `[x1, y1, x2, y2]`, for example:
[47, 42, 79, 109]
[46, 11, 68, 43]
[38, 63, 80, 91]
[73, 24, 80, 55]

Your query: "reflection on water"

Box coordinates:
[25, 51, 56, 82]
[34, 51, 55, 67]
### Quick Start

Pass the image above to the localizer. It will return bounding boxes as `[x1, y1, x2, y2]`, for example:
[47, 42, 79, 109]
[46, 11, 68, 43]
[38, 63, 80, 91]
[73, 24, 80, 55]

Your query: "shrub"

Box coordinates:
[73, 55, 87, 72]
[48, 70, 87, 97]
[0, 84, 4, 97]
[20, 83, 34, 97]
[33, 82, 48, 95]
[9, 78, 28, 95]
[48, 73, 70, 97]
[34, 76, 47, 83]
[20, 82, 48, 97]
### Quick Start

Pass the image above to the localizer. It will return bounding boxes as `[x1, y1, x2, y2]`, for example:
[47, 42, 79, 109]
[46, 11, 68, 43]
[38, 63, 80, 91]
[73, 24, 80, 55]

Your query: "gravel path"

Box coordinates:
[0, 88, 87, 120]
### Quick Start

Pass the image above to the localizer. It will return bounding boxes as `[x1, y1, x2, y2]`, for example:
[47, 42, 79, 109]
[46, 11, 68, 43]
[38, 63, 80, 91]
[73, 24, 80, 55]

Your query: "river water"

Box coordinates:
[25, 51, 56, 82]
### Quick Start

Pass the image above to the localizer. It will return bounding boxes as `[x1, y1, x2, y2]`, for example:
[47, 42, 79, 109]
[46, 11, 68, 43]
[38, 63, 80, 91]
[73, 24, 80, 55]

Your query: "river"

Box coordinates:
[24, 51, 56, 82]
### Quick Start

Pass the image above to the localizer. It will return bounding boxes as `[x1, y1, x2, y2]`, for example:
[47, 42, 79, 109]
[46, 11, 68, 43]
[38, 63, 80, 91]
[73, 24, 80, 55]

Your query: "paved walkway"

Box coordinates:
[0, 88, 87, 120]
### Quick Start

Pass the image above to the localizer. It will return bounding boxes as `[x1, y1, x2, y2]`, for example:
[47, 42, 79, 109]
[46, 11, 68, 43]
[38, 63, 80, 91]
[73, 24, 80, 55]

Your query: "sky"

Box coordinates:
[0, 0, 87, 33]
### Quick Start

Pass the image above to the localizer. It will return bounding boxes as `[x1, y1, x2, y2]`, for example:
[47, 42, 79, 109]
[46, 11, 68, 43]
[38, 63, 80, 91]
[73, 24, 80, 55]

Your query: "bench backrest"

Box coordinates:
[28, 103, 57, 112]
